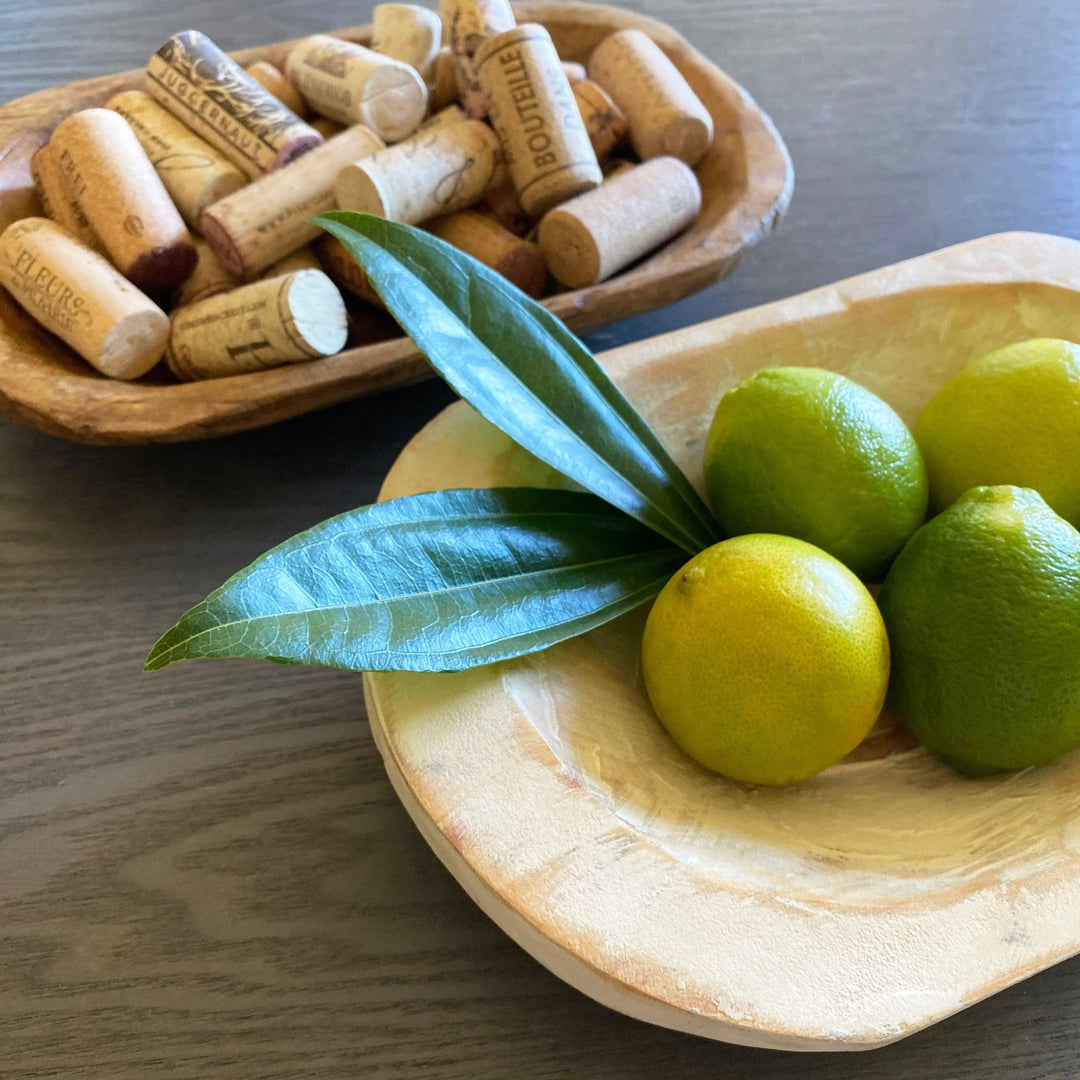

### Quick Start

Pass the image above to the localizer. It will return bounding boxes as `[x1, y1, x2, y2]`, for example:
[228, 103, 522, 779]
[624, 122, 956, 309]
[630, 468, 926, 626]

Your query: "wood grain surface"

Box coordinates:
[2, 1, 1080, 1077]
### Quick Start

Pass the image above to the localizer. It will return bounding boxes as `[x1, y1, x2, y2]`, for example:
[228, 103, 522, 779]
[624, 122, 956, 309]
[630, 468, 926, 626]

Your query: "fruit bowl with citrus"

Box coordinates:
[364, 236, 1080, 1049]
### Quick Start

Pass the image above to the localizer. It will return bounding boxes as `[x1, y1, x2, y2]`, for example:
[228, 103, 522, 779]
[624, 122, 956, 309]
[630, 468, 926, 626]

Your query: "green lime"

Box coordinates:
[704, 367, 927, 581]
[914, 338, 1080, 527]
[878, 485, 1080, 774]
[641, 533, 889, 786]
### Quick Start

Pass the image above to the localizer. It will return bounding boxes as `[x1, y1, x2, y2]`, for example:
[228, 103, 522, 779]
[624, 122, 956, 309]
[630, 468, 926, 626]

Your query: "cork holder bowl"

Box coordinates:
[0, 2, 792, 444]
[365, 232, 1080, 1052]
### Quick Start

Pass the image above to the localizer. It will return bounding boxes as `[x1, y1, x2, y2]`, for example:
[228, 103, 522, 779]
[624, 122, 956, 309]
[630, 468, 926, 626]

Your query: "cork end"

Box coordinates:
[126, 240, 198, 295]
[494, 243, 549, 298]
[272, 132, 325, 170]
[537, 209, 601, 289]
[360, 65, 430, 143]
[335, 162, 391, 219]
[199, 211, 248, 278]
[100, 307, 171, 380]
[284, 270, 349, 357]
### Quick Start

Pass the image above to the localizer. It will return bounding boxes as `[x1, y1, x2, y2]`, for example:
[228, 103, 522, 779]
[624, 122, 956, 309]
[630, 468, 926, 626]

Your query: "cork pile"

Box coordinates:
[0, 1, 713, 383]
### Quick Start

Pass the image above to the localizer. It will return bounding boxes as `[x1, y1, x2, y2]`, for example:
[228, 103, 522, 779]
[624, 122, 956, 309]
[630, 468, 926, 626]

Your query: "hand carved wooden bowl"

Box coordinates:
[365, 232, 1080, 1051]
[0, 2, 792, 444]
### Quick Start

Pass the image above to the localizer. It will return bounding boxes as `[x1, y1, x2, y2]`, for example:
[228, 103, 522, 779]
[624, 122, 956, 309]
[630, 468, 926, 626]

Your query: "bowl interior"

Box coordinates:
[375, 263, 1080, 933]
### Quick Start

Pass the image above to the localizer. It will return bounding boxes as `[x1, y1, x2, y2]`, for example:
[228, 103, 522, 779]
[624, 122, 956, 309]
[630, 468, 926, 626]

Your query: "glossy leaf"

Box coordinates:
[145, 487, 686, 674]
[314, 211, 721, 555]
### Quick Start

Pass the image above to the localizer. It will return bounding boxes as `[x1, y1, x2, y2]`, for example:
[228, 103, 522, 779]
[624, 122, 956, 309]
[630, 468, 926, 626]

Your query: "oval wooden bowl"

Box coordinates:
[364, 232, 1080, 1052]
[0, 2, 791, 445]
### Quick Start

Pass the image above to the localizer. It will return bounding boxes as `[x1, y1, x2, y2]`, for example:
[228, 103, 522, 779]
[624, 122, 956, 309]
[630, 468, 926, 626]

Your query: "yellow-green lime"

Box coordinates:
[704, 367, 928, 581]
[878, 485, 1080, 774]
[914, 338, 1080, 527]
[641, 534, 889, 786]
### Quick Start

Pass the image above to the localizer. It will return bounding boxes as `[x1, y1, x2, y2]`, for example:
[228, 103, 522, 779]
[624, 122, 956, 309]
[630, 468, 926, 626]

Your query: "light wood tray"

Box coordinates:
[364, 232, 1080, 1052]
[0, 2, 792, 444]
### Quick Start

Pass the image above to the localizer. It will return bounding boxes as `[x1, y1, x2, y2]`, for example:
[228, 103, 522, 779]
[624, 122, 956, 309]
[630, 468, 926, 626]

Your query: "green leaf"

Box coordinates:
[145, 487, 686, 674]
[314, 211, 721, 555]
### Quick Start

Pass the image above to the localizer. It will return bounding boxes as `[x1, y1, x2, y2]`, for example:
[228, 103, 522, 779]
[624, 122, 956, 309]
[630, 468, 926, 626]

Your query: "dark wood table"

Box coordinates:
[3, 1, 1079, 1076]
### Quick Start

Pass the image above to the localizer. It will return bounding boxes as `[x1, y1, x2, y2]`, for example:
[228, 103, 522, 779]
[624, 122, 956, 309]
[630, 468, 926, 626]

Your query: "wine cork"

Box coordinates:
[50, 109, 197, 294]
[439, 0, 516, 117]
[310, 118, 345, 139]
[284, 35, 428, 142]
[0, 217, 169, 379]
[573, 79, 628, 160]
[561, 61, 586, 83]
[335, 119, 501, 224]
[105, 90, 247, 229]
[175, 237, 241, 306]
[201, 124, 384, 279]
[167, 269, 347, 380]
[480, 174, 530, 234]
[537, 156, 701, 288]
[261, 245, 322, 278]
[428, 47, 460, 111]
[587, 29, 713, 167]
[475, 24, 602, 218]
[146, 30, 324, 180]
[428, 210, 547, 296]
[30, 143, 102, 252]
[244, 61, 311, 119]
[372, 4, 442, 80]
[418, 103, 468, 131]
[314, 234, 384, 307]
